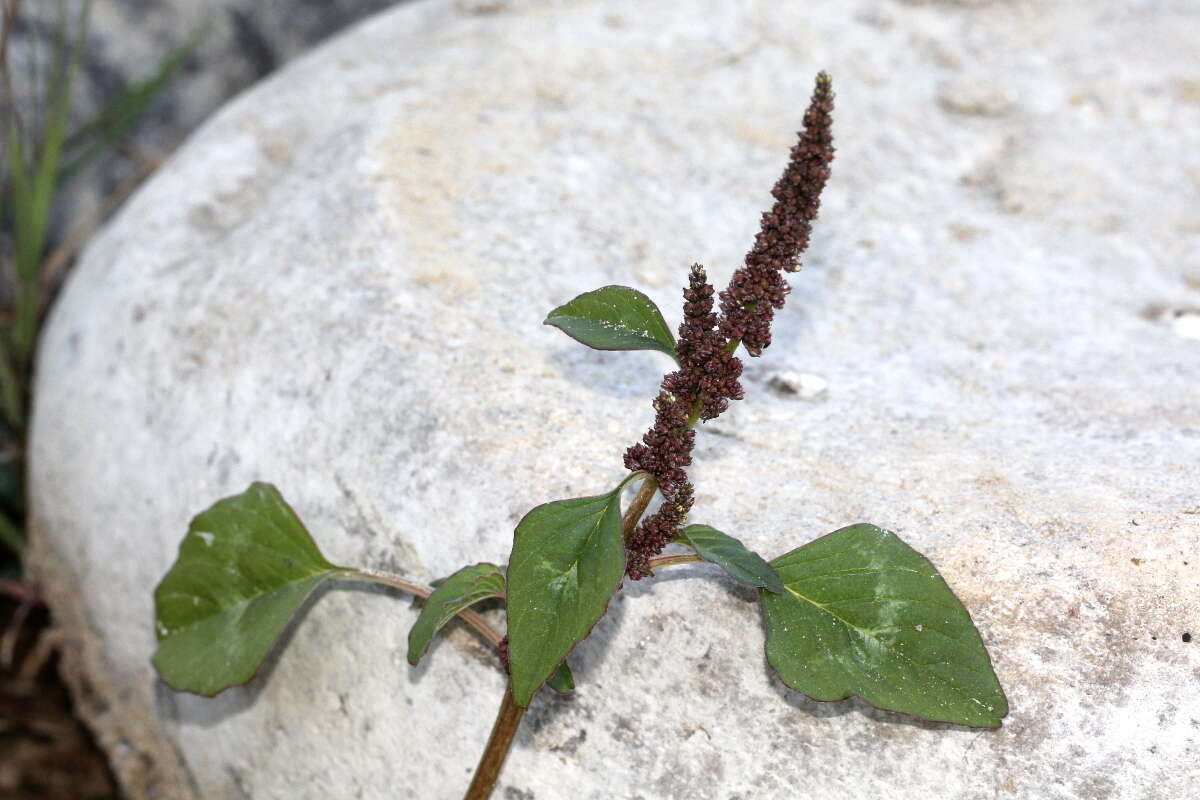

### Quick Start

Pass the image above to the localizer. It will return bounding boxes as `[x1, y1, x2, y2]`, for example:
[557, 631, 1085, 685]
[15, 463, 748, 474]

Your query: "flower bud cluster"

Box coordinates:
[624, 484, 693, 581]
[623, 389, 694, 498]
[664, 266, 745, 422]
[719, 72, 835, 356]
[623, 265, 745, 579]
[623, 73, 835, 580]
[497, 636, 510, 674]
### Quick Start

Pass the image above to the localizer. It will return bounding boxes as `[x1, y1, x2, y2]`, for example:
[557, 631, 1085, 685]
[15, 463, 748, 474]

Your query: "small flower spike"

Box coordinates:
[719, 72, 835, 356]
[624, 73, 835, 579]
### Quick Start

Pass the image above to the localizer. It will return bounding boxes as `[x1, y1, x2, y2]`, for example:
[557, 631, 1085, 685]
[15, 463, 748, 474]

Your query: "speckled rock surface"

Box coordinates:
[28, 1, 1199, 799]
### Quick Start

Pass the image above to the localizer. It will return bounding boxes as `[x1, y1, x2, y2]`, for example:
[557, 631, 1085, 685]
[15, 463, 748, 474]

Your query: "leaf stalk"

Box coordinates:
[647, 553, 703, 570]
[340, 568, 504, 650]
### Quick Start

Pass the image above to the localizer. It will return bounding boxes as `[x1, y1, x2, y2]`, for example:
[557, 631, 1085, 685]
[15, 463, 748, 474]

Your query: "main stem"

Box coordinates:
[465, 684, 525, 800]
[622, 474, 658, 542]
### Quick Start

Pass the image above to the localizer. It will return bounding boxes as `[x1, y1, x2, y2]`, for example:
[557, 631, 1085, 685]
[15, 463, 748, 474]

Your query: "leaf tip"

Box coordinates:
[761, 574, 786, 594]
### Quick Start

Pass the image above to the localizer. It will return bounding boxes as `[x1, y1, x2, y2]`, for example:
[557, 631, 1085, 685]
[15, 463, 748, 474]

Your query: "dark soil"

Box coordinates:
[0, 593, 117, 800]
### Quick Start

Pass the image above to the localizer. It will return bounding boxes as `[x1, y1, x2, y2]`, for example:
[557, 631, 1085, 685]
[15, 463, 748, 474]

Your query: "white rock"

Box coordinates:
[1171, 310, 1200, 341]
[937, 77, 1018, 117]
[28, 2, 1200, 800]
[766, 371, 828, 400]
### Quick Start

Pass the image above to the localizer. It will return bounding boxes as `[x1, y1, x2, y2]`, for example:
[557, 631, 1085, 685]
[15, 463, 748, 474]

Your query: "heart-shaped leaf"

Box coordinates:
[506, 486, 627, 707]
[407, 563, 505, 665]
[544, 285, 677, 361]
[762, 523, 1007, 727]
[546, 661, 575, 694]
[677, 524, 784, 593]
[153, 483, 344, 695]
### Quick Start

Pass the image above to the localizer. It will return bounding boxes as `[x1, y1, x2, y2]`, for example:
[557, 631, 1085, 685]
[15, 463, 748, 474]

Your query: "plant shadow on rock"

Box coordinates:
[764, 665, 990, 732]
[545, 345, 666, 402]
[629, 564, 991, 733]
[157, 580, 341, 728]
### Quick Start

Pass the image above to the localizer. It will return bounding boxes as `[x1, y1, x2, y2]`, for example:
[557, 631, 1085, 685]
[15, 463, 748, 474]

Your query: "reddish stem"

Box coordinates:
[464, 684, 525, 800]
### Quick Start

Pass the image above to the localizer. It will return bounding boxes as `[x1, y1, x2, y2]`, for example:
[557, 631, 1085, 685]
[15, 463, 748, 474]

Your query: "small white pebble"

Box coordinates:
[1172, 310, 1200, 340]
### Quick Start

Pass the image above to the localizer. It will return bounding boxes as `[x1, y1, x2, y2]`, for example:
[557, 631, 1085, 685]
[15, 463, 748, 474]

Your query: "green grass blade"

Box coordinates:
[0, 510, 23, 553]
[0, 351, 23, 430]
[21, 2, 89, 283]
[6, 118, 33, 277]
[4, 2, 90, 366]
[59, 23, 208, 182]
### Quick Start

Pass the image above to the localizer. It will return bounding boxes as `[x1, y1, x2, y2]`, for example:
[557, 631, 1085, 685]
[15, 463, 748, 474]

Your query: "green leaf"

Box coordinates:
[677, 524, 784, 593]
[153, 483, 344, 695]
[546, 661, 575, 694]
[407, 563, 505, 665]
[762, 524, 1007, 728]
[506, 487, 627, 707]
[544, 285, 677, 361]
